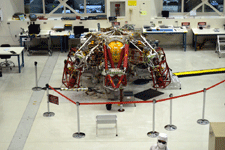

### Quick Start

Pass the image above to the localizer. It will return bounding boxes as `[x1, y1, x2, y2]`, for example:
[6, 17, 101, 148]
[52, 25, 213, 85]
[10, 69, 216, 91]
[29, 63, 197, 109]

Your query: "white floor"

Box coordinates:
[0, 46, 225, 150]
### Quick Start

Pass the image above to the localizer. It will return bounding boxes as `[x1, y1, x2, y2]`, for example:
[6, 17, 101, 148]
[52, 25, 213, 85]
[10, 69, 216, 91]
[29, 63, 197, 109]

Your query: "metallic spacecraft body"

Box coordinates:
[62, 25, 180, 95]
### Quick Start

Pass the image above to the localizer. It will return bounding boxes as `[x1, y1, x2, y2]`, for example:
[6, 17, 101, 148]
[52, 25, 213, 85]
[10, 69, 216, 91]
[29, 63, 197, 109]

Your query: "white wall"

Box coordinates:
[0, 0, 24, 45]
[0, 0, 225, 46]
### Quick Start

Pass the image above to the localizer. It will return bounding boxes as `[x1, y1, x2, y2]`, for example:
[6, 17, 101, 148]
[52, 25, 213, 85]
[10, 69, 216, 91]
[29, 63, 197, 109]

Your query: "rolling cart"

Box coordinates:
[27, 32, 52, 56]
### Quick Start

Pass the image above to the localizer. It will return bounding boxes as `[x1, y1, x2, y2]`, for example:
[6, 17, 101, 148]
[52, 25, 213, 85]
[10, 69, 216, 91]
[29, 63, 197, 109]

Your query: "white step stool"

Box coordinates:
[96, 114, 118, 136]
[216, 35, 225, 58]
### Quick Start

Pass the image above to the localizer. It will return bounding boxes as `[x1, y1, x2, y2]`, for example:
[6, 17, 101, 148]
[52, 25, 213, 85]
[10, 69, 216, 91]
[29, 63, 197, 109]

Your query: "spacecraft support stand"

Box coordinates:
[118, 88, 125, 112]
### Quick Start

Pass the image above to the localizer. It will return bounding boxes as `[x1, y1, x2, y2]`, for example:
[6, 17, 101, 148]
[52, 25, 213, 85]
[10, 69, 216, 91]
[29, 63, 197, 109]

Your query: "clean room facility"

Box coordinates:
[0, 0, 225, 150]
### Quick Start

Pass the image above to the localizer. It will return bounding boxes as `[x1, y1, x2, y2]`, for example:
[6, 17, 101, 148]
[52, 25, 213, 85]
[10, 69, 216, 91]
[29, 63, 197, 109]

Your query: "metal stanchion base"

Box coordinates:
[164, 124, 177, 131]
[32, 87, 42, 91]
[43, 112, 55, 117]
[147, 131, 159, 138]
[118, 108, 125, 112]
[118, 104, 125, 112]
[73, 132, 85, 138]
[197, 119, 209, 125]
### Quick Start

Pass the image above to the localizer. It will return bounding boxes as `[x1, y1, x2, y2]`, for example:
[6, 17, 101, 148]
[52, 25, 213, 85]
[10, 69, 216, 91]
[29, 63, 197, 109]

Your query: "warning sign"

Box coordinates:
[182, 22, 190, 26]
[140, 11, 147, 15]
[49, 94, 59, 105]
[182, 22, 190, 29]
[198, 22, 206, 26]
[128, 0, 137, 6]
[112, 22, 120, 26]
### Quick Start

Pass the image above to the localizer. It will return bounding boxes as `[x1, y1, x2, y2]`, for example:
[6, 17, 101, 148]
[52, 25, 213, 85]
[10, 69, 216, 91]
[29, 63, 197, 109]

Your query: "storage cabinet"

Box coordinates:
[209, 122, 225, 150]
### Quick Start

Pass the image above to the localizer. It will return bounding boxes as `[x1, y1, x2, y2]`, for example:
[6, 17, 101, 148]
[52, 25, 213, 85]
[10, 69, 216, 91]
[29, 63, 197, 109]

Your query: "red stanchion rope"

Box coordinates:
[80, 100, 154, 105]
[206, 79, 225, 90]
[157, 89, 204, 103]
[48, 79, 225, 105]
[49, 85, 76, 105]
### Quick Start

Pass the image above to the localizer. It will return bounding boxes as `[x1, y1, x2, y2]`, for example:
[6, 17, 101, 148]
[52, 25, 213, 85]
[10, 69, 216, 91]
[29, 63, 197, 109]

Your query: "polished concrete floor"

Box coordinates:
[0, 46, 225, 150]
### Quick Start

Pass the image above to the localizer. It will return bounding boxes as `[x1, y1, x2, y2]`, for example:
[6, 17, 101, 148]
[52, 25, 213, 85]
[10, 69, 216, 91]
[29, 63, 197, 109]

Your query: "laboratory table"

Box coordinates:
[0, 47, 24, 73]
[19, 30, 71, 52]
[143, 27, 188, 51]
[192, 28, 225, 51]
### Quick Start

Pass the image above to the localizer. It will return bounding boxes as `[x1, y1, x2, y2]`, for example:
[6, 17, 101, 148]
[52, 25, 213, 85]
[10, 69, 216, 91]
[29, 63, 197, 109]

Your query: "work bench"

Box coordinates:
[143, 27, 188, 51]
[19, 30, 71, 53]
[0, 47, 24, 73]
[192, 28, 225, 51]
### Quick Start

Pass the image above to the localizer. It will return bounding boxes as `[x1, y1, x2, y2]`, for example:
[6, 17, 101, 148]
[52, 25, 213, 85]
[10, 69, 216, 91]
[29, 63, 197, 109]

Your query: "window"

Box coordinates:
[24, 0, 106, 15]
[163, 0, 224, 15]
[45, 0, 62, 14]
[163, 0, 182, 12]
[24, 0, 43, 14]
[205, 0, 224, 12]
[66, 0, 84, 14]
[86, 0, 105, 14]
[184, 0, 202, 12]
[184, 0, 223, 12]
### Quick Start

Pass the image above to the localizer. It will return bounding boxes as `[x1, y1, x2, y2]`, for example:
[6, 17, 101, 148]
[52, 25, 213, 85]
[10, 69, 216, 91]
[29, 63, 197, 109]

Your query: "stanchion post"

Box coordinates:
[118, 88, 125, 112]
[164, 93, 177, 131]
[73, 102, 85, 138]
[197, 88, 209, 125]
[43, 84, 55, 117]
[0, 65, 2, 77]
[32, 61, 42, 91]
[147, 99, 159, 138]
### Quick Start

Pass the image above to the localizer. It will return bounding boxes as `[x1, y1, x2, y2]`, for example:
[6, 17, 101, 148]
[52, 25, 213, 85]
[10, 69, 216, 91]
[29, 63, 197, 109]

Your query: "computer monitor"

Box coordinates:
[162, 11, 169, 18]
[28, 23, 40, 34]
[73, 26, 89, 38]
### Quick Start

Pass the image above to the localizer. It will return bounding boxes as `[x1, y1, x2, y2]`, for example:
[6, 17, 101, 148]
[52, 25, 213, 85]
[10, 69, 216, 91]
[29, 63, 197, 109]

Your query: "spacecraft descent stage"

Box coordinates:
[62, 25, 181, 101]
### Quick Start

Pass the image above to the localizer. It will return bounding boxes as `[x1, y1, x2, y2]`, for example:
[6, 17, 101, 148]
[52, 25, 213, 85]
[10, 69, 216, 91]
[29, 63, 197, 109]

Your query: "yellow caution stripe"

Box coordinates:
[61, 87, 88, 91]
[174, 68, 225, 77]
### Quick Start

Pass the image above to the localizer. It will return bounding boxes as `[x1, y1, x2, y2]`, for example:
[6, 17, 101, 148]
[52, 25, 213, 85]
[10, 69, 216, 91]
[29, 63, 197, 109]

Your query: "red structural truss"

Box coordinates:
[104, 44, 128, 89]
[63, 45, 169, 90]
[150, 48, 171, 89]
[62, 48, 82, 88]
